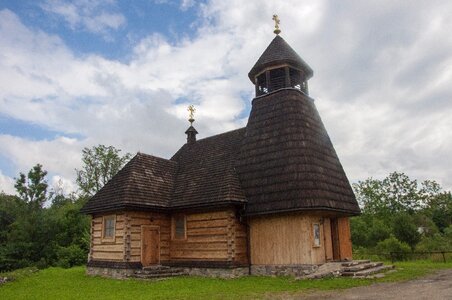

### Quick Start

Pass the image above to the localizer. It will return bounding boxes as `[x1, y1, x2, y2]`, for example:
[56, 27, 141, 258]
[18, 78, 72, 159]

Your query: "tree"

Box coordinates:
[353, 172, 435, 216]
[392, 213, 421, 249]
[76, 145, 131, 196]
[14, 164, 48, 208]
[351, 172, 451, 255]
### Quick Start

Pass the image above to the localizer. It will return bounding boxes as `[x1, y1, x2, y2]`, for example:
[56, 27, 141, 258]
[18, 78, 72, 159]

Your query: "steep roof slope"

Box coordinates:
[236, 89, 360, 216]
[248, 35, 313, 81]
[170, 128, 247, 209]
[80, 153, 177, 214]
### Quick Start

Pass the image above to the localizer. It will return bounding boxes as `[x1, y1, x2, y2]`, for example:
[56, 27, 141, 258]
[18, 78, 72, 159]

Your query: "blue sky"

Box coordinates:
[1, 0, 452, 195]
[0, 0, 201, 59]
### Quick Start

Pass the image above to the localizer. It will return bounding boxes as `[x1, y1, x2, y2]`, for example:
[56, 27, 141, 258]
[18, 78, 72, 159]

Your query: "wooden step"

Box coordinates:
[132, 271, 187, 279]
[142, 265, 171, 271]
[341, 265, 394, 277]
[342, 262, 383, 272]
[134, 268, 185, 275]
[341, 260, 370, 267]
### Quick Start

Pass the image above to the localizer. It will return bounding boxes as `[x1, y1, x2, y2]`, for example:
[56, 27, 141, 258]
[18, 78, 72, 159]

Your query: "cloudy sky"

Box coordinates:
[0, 0, 451, 195]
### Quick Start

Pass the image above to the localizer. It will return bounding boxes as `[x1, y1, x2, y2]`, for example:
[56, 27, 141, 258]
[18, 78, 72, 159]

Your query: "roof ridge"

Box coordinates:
[195, 127, 246, 142]
[135, 152, 176, 164]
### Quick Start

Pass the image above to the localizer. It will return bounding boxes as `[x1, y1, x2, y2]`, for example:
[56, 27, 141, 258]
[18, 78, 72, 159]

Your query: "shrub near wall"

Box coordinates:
[376, 236, 411, 261]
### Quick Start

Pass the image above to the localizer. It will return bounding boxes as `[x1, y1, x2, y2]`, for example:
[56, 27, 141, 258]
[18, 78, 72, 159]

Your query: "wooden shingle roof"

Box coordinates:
[80, 153, 177, 214]
[170, 128, 247, 209]
[248, 35, 313, 82]
[236, 89, 360, 216]
[81, 129, 247, 214]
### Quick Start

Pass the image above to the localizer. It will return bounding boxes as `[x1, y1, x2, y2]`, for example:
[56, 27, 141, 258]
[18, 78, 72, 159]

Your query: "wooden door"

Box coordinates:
[331, 218, 341, 261]
[141, 226, 160, 266]
[323, 218, 333, 261]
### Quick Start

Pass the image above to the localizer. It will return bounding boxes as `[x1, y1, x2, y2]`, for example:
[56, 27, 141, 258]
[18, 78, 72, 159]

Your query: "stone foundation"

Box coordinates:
[183, 267, 249, 278]
[87, 266, 135, 279]
[250, 264, 319, 277]
[87, 263, 320, 279]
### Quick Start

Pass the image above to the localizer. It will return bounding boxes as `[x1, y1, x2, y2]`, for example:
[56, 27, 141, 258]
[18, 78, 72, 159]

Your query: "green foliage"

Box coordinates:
[428, 192, 452, 232]
[392, 214, 421, 249]
[56, 245, 86, 268]
[0, 145, 127, 272]
[0, 164, 90, 272]
[352, 172, 452, 256]
[351, 216, 390, 247]
[14, 164, 48, 208]
[416, 226, 452, 252]
[76, 145, 131, 196]
[376, 236, 411, 260]
[353, 172, 428, 216]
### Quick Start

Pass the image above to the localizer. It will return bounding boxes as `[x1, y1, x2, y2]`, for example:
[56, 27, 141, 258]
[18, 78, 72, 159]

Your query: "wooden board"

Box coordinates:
[250, 213, 327, 265]
[127, 211, 170, 263]
[323, 218, 333, 261]
[90, 213, 125, 262]
[169, 209, 236, 262]
[337, 217, 352, 260]
[331, 218, 340, 260]
[141, 226, 160, 266]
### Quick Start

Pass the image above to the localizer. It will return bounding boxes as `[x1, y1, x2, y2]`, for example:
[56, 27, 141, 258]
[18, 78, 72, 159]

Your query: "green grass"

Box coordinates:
[1, 261, 451, 300]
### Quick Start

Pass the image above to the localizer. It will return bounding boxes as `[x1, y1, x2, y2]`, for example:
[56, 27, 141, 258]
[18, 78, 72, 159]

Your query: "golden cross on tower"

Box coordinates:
[272, 14, 281, 35]
[187, 104, 196, 125]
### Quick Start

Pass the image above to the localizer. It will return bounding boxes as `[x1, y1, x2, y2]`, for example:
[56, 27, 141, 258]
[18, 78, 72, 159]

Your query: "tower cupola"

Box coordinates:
[248, 16, 313, 97]
[185, 105, 198, 144]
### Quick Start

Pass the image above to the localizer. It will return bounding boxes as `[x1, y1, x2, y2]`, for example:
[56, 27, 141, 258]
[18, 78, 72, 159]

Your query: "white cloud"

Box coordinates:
[180, 0, 196, 11]
[0, 135, 82, 181]
[1, 0, 452, 195]
[0, 170, 16, 195]
[40, 0, 125, 36]
[50, 175, 77, 195]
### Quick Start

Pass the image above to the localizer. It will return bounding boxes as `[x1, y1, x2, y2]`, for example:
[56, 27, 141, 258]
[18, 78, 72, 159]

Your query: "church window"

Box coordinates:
[102, 215, 116, 240]
[172, 215, 186, 240]
[313, 223, 321, 247]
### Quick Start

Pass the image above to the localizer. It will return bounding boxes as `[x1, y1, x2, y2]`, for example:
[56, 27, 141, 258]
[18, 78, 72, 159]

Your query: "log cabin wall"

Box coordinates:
[249, 212, 327, 265]
[169, 209, 248, 264]
[90, 213, 126, 262]
[126, 211, 171, 263]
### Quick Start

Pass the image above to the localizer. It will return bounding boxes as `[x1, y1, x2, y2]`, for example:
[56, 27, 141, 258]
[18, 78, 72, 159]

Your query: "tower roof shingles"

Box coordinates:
[248, 35, 313, 82]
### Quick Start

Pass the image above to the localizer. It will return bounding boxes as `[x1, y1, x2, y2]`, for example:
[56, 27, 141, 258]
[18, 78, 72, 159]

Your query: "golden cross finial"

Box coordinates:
[187, 104, 196, 124]
[272, 14, 281, 35]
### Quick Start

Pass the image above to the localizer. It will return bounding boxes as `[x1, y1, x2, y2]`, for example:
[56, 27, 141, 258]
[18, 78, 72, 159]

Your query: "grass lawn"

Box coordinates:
[1, 261, 451, 300]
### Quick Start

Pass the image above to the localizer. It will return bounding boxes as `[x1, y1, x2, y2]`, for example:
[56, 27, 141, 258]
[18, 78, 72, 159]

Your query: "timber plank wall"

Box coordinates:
[127, 211, 171, 263]
[90, 214, 125, 261]
[170, 209, 248, 264]
[249, 213, 328, 265]
[90, 208, 248, 265]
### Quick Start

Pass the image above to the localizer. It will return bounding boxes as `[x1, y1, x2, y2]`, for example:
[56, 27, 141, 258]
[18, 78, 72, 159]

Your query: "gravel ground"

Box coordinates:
[277, 269, 452, 300]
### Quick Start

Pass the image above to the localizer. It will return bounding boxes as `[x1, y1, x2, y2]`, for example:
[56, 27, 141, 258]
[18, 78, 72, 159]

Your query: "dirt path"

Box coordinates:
[289, 269, 452, 300]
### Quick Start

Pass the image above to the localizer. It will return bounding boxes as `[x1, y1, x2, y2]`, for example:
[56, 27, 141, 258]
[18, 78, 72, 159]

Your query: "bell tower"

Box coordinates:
[248, 15, 313, 97]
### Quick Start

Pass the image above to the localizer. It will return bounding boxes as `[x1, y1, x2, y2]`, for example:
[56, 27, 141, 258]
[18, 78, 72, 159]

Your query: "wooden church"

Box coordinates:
[81, 19, 361, 278]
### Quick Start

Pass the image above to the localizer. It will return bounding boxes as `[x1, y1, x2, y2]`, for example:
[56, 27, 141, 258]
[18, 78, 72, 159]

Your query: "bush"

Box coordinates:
[351, 216, 391, 248]
[56, 245, 86, 268]
[392, 214, 421, 249]
[376, 236, 411, 261]
[368, 219, 391, 247]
